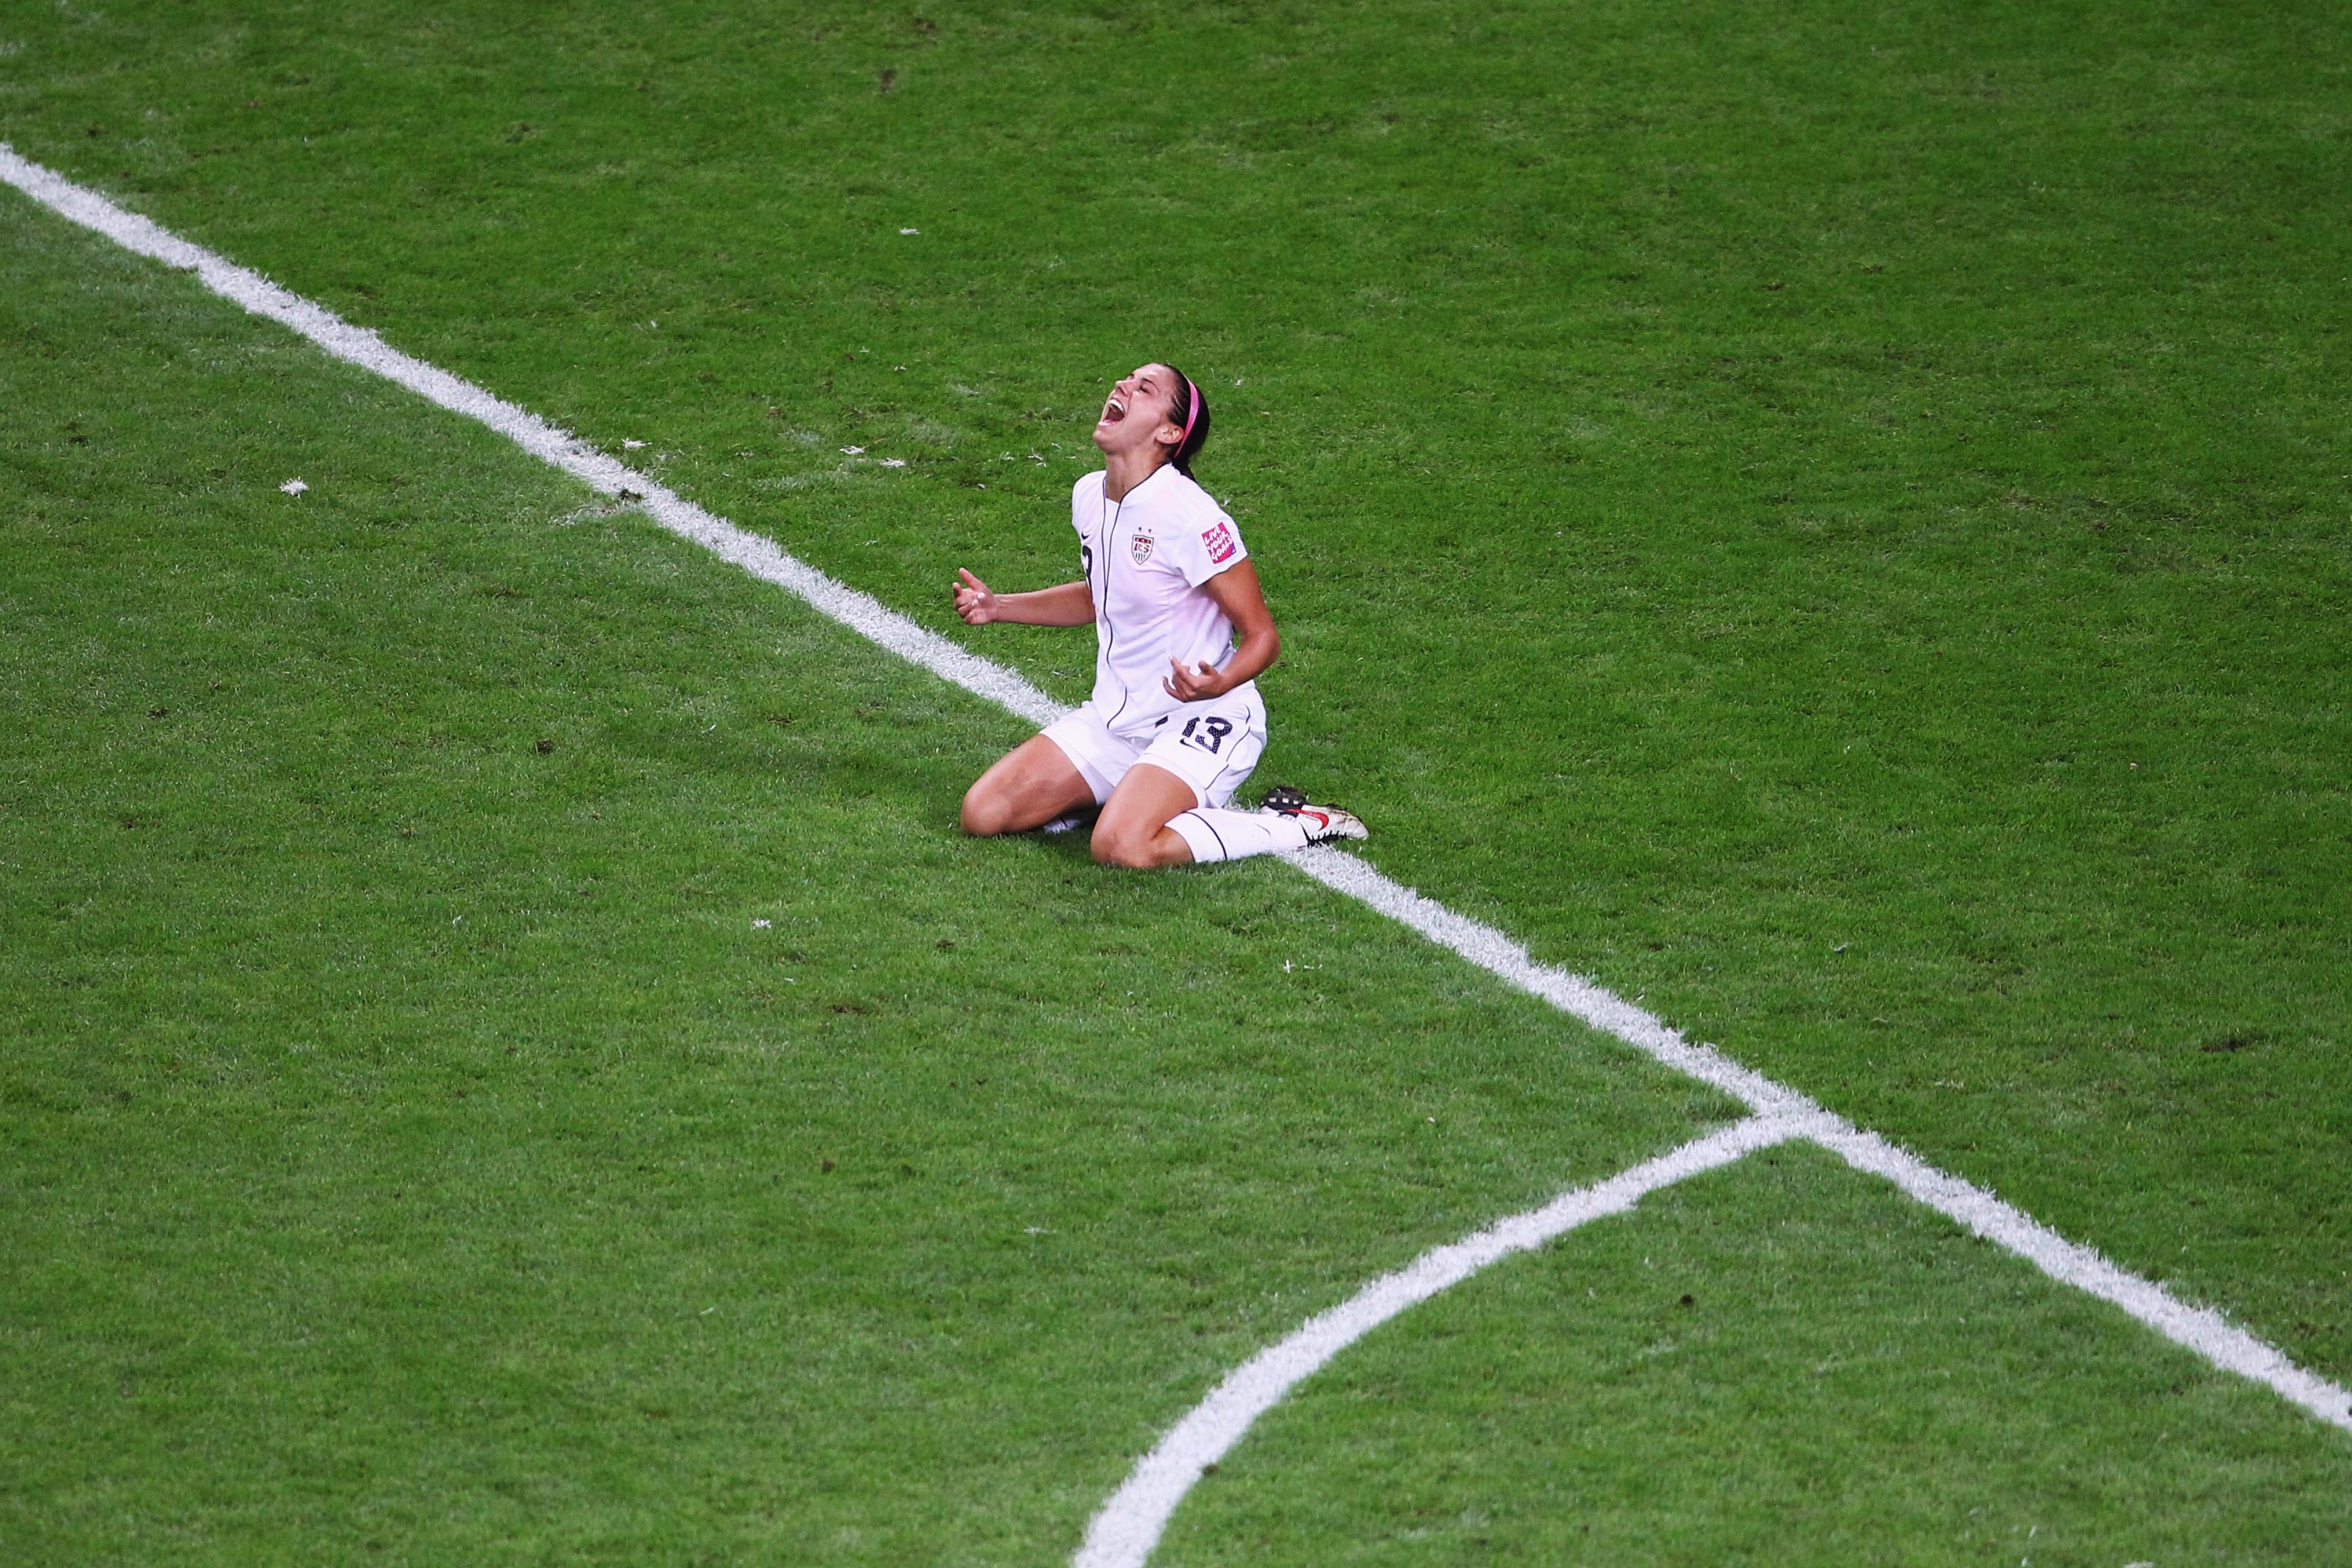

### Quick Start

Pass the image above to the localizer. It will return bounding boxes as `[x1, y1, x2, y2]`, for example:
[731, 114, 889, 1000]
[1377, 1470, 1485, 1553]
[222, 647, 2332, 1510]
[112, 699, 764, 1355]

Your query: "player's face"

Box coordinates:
[1093, 363, 1187, 464]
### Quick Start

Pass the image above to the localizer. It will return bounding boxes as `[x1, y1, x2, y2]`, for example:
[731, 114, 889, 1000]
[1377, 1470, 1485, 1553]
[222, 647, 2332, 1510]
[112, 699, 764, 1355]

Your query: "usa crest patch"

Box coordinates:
[1201, 520, 1237, 564]
[1130, 532, 1155, 565]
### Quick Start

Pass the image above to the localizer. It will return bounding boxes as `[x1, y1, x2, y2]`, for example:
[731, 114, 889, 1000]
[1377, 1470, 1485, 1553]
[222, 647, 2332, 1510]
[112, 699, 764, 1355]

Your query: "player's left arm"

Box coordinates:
[1163, 561, 1280, 702]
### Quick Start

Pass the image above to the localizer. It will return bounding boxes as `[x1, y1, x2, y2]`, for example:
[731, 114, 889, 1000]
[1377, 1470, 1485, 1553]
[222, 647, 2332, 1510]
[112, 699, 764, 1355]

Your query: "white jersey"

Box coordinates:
[1071, 464, 1257, 739]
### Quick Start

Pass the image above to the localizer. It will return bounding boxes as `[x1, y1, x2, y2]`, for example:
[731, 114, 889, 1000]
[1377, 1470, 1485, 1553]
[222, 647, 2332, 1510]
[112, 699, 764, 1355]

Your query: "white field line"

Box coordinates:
[1814, 1121, 2352, 1434]
[1286, 847, 2352, 1436]
[0, 145, 1062, 733]
[1074, 1113, 1811, 1568]
[4, 144, 2344, 1470]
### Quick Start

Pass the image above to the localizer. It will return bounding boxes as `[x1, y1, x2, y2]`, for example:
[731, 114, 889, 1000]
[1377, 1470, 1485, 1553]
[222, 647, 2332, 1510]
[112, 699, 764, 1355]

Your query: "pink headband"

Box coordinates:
[1178, 376, 1202, 451]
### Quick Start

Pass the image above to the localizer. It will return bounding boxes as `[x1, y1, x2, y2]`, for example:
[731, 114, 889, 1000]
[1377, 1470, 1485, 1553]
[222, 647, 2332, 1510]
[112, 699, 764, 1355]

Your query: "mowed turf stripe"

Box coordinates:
[1077, 1113, 1808, 1568]
[3, 138, 2343, 1478]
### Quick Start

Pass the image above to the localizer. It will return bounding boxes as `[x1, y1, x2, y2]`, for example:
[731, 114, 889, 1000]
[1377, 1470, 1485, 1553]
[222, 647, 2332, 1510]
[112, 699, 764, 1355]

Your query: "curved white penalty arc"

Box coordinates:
[1282, 844, 2352, 1439]
[1073, 1115, 1811, 1568]
[1079, 1115, 2352, 1568]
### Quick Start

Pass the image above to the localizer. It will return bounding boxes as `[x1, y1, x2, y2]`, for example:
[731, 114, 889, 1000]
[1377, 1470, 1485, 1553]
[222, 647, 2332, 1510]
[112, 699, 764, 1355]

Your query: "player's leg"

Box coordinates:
[1093, 697, 1349, 867]
[1092, 760, 1366, 866]
[1162, 795, 1366, 863]
[960, 734, 1098, 836]
[1141, 697, 1365, 865]
[1090, 763, 1205, 868]
[1092, 697, 1264, 867]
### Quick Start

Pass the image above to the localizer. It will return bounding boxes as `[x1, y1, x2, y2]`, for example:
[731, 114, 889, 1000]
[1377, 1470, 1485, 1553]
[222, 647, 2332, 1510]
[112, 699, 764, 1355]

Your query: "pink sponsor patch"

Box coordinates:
[1201, 520, 1237, 564]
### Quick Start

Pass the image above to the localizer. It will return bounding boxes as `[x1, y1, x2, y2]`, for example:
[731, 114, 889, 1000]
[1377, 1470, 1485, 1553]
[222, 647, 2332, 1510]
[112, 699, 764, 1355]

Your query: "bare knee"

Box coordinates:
[1090, 831, 1154, 870]
[1090, 822, 1169, 870]
[961, 782, 1013, 837]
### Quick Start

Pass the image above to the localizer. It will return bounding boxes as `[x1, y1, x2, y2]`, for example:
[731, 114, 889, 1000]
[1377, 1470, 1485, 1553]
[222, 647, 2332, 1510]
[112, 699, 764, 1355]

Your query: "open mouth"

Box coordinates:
[1099, 394, 1128, 425]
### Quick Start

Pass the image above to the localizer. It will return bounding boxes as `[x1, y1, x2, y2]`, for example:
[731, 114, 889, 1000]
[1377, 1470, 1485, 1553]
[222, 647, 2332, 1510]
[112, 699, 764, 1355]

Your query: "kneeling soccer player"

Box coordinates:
[952, 360, 1365, 868]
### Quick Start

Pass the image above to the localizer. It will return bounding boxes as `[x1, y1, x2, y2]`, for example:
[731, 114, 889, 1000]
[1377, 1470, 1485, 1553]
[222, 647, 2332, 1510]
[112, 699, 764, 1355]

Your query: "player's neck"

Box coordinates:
[1102, 450, 1170, 503]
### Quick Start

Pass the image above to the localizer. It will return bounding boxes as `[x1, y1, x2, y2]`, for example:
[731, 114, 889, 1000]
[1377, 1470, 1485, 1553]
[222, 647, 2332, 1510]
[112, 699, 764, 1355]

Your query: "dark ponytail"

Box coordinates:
[1162, 364, 1210, 477]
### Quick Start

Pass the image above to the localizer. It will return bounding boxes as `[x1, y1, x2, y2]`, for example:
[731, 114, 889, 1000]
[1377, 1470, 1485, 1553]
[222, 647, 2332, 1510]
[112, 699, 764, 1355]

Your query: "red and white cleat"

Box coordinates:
[1256, 787, 1369, 844]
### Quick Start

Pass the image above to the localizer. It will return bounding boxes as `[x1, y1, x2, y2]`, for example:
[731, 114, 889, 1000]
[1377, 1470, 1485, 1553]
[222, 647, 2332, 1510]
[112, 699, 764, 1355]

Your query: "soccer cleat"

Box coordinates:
[1257, 787, 1368, 844]
[1255, 784, 1312, 814]
[1292, 804, 1369, 843]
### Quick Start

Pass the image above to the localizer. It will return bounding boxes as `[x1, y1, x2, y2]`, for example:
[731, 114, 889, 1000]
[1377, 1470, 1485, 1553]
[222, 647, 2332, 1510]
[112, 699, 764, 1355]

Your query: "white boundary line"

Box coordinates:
[1282, 845, 2352, 1427]
[5, 142, 2344, 1543]
[1074, 1113, 1811, 1568]
[0, 147, 1063, 733]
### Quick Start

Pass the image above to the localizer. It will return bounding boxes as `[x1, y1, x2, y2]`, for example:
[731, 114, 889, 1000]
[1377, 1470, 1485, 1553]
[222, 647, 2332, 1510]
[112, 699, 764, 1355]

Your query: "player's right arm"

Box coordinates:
[952, 568, 1094, 627]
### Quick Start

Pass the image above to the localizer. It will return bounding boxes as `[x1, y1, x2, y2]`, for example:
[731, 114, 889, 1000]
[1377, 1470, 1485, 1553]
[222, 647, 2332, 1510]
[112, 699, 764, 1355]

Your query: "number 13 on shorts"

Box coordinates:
[1178, 715, 1235, 754]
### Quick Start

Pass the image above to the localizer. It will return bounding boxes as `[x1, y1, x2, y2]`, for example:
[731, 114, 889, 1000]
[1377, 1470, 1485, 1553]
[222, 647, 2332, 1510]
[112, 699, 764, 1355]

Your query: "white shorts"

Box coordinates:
[1041, 689, 1267, 809]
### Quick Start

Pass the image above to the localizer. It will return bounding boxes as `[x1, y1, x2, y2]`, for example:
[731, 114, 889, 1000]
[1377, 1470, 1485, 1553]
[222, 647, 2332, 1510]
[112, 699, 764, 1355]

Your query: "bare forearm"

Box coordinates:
[1163, 624, 1280, 704]
[984, 579, 1095, 627]
[1214, 625, 1280, 693]
[1173, 559, 1281, 700]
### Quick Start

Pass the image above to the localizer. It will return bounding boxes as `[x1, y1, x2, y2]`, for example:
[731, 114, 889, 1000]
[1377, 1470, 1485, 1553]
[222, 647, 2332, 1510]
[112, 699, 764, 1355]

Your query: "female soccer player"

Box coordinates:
[952, 362, 1365, 869]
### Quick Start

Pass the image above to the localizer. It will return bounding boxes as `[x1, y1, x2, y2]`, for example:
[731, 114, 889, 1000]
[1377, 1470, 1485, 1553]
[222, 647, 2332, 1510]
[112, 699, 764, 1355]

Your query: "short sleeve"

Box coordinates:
[1166, 499, 1248, 586]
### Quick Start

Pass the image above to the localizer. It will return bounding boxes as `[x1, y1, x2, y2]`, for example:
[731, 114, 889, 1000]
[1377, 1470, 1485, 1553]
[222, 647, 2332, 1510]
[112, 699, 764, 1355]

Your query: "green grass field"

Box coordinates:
[3, 0, 2350, 1561]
